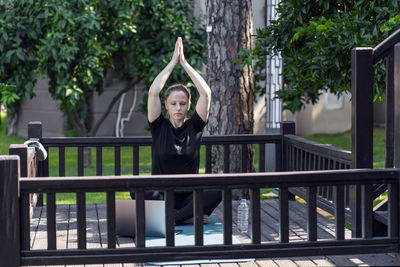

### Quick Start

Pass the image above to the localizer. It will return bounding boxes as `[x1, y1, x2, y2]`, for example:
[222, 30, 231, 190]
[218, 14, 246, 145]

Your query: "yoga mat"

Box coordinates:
[146, 215, 255, 265]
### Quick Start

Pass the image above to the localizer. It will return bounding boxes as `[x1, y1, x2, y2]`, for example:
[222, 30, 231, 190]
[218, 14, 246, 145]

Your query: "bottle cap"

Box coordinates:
[240, 199, 246, 203]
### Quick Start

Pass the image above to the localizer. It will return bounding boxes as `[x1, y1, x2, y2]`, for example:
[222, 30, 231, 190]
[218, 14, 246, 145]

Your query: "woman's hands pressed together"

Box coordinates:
[148, 37, 211, 123]
[171, 37, 181, 66]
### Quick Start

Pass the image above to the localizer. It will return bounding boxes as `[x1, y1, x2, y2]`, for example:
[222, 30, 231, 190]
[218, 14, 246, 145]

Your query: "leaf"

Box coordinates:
[2, 31, 8, 41]
[16, 48, 24, 61]
[66, 88, 73, 96]
[380, 25, 391, 32]
[290, 32, 300, 43]
[5, 50, 14, 62]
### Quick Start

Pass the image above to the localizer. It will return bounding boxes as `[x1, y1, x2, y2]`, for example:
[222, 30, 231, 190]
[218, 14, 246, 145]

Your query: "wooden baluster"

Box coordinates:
[133, 146, 139, 175]
[78, 147, 84, 176]
[114, 145, 121, 175]
[59, 146, 65, 177]
[76, 191, 87, 249]
[241, 144, 248, 173]
[223, 189, 232, 245]
[96, 147, 103, 176]
[20, 193, 30, 250]
[206, 145, 212, 174]
[259, 143, 266, 172]
[224, 144, 230, 173]
[250, 188, 261, 244]
[135, 191, 146, 248]
[362, 184, 373, 239]
[334, 185, 345, 240]
[107, 192, 116, 248]
[194, 189, 204, 246]
[279, 186, 289, 243]
[388, 183, 399, 238]
[47, 192, 57, 249]
[307, 186, 317, 241]
[165, 190, 175, 247]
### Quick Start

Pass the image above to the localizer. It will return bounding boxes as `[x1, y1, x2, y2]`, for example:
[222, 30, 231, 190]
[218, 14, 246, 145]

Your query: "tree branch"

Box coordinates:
[90, 77, 140, 136]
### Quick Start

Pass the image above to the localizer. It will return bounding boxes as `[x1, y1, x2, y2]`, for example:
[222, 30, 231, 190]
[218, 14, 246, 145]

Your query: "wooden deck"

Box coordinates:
[26, 200, 397, 267]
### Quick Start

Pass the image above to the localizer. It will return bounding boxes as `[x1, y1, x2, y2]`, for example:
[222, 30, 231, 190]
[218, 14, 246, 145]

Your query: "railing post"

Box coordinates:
[394, 43, 400, 265]
[280, 122, 296, 201]
[280, 121, 295, 172]
[351, 47, 374, 238]
[9, 144, 29, 177]
[9, 144, 37, 219]
[385, 49, 395, 168]
[0, 156, 21, 266]
[28, 121, 44, 206]
[393, 43, 400, 167]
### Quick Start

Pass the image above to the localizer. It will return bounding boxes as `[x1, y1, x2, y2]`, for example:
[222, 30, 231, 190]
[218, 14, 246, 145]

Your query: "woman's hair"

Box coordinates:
[165, 84, 191, 100]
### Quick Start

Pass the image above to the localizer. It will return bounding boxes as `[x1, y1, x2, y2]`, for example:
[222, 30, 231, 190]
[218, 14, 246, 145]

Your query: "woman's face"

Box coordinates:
[165, 90, 190, 121]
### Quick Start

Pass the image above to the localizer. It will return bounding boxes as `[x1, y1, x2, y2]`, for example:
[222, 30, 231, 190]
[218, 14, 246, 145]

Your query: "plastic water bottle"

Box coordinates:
[237, 199, 249, 233]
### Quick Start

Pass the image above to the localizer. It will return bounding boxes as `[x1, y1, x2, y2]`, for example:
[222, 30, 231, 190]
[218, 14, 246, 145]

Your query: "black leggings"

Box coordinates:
[130, 190, 222, 225]
[174, 190, 222, 225]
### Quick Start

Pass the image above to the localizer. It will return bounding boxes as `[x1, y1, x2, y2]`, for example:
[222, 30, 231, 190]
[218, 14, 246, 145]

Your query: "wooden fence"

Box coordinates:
[351, 28, 400, 236]
[1, 154, 399, 266]
[26, 120, 391, 234]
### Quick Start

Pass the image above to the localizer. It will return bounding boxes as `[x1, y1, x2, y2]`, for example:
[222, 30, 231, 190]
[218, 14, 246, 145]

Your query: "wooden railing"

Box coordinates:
[27, 118, 396, 233]
[283, 134, 353, 220]
[27, 121, 282, 179]
[351, 28, 400, 235]
[1, 155, 399, 266]
[27, 121, 378, 227]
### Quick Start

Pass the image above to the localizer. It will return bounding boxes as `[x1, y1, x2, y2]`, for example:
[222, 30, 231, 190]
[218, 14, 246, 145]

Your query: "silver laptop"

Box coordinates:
[115, 199, 166, 237]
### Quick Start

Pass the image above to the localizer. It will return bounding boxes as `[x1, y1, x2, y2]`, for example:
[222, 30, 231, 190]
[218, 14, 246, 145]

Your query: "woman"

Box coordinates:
[146, 37, 221, 225]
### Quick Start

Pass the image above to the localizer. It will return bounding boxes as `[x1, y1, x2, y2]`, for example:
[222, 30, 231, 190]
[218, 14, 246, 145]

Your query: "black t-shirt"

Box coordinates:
[149, 111, 207, 175]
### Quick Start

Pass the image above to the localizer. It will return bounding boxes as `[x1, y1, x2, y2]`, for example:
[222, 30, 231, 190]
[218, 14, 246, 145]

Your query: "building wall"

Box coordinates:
[16, 71, 150, 138]
[16, 78, 64, 138]
[285, 92, 352, 136]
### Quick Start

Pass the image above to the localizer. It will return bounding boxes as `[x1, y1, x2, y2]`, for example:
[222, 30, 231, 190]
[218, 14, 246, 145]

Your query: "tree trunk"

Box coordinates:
[206, 0, 254, 198]
[84, 91, 95, 168]
[86, 91, 94, 133]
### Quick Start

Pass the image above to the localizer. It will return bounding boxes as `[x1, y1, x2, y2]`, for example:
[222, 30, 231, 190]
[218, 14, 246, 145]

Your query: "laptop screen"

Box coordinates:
[115, 199, 166, 237]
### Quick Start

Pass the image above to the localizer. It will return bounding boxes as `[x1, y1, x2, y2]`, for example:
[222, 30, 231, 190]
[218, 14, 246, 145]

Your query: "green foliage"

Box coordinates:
[0, 0, 206, 134]
[0, 82, 19, 104]
[240, 0, 400, 112]
[0, 0, 134, 111]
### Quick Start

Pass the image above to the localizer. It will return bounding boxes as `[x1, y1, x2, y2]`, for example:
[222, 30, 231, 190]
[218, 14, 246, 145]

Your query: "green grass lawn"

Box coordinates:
[304, 127, 385, 168]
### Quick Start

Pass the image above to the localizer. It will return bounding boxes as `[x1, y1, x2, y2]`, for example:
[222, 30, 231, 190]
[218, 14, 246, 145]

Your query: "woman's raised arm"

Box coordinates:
[179, 39, 211, 122]
[147, 38, 180, 122]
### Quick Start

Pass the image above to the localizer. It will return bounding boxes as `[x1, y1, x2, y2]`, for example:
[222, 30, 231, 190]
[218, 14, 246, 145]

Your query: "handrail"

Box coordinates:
[40, 134, 282, 147]
[284, 135, 351, 164]
[373, 28, 400, 63]
[20, 169, 399, 192]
